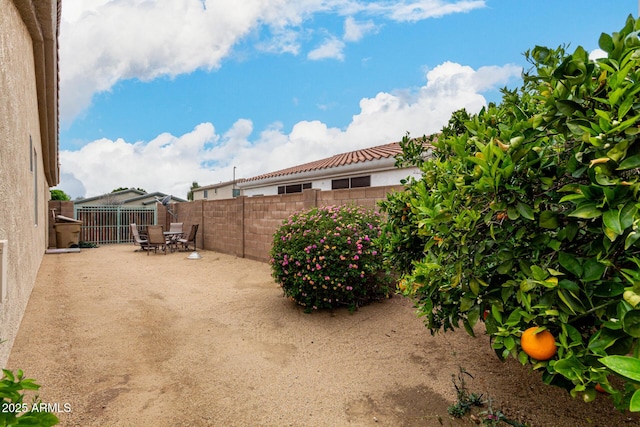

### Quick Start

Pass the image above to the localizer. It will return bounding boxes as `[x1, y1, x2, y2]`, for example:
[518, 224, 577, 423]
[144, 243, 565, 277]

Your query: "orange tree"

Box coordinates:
[380, 16, 640, 411]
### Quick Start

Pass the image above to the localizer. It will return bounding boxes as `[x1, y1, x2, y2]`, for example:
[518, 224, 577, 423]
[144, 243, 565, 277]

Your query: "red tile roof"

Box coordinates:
[245, 142, 403, 182]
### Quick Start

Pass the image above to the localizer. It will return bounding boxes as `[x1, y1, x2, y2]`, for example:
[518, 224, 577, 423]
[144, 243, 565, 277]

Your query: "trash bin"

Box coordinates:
[54, 215, 82, 248]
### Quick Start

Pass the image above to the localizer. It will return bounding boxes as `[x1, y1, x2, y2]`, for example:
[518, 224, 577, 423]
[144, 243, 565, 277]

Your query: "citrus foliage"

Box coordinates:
[380, 16, 640, 410]
[270, 205, 390, 312]
[0, 369, 59, 426]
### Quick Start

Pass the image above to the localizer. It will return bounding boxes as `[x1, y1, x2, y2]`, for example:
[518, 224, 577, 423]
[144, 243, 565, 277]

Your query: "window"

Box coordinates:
[331, 175, 371, 190]
[277, 183, 312, 194]
[331, 179, 349, 190]
[350, 176, 371, 188]
[203, 190, 208, 199]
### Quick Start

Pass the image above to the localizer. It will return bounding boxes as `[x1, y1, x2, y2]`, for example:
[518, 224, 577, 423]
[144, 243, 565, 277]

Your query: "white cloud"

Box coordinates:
[58, 61, 521, 200]
[343, 16, 378, 42]
[59, 0, 488, 125]
[589, 48, 607, 61]
[387, 0, 485, 22]
[308, 37, 346, 60]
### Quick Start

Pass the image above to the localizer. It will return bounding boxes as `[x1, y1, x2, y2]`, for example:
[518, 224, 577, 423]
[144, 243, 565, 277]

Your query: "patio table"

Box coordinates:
[163, 231, 183, 252]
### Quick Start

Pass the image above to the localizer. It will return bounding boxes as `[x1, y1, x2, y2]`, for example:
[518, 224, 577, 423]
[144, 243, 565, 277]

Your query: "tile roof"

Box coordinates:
[245, 142, 404, 182]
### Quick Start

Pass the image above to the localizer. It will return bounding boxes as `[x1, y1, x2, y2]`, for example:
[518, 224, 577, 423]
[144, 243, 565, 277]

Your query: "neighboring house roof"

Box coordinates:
[74, 190, 186, 206]
[12, 0, 61, 186]
[243, 142, 404, 183]
[74, 189, 146, 205]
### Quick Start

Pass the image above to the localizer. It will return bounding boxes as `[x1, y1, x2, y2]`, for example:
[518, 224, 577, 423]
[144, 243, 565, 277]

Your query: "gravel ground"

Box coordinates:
[7, 244, 640, 426]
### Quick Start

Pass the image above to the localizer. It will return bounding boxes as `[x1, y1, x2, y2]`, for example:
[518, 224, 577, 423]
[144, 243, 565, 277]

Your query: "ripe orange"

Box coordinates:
[520, 327, 557, 361]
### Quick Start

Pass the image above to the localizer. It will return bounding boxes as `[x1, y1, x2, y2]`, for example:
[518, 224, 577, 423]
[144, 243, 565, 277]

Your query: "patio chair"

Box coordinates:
[130, 223, 149, 252]
[166, 222, 184, 252]
[169, 222, 184, 234]
[178, 224, 199, 252]
[146, 225, 168, 255]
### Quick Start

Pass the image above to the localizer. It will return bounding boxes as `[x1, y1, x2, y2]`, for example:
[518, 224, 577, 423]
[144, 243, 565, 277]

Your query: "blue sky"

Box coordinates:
[57, 0, 637, 199]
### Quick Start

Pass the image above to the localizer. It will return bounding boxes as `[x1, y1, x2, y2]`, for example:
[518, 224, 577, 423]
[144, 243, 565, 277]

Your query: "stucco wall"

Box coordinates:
[0, 0, 51, 366]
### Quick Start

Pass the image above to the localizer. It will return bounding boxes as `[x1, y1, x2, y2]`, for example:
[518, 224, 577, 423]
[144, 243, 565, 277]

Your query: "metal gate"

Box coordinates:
[74, 205, 157, 244]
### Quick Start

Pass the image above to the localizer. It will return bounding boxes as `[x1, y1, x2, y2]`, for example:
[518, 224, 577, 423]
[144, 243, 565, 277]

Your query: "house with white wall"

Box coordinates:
[193, 142, 421, 200]
[0, 0, 60, 366]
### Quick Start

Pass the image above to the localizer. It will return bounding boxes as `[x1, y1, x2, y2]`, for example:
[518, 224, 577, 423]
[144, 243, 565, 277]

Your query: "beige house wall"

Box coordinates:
[193, 184, 236, 201]
[0, 0, 53, 366]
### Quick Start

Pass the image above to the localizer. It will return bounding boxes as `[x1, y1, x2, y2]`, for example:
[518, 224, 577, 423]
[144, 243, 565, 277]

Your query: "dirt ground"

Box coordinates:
[7, 244, 640, 427]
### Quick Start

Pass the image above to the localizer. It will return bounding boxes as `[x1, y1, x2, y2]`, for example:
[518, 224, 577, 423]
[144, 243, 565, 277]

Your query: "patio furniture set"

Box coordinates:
[130, 222, 199, 255]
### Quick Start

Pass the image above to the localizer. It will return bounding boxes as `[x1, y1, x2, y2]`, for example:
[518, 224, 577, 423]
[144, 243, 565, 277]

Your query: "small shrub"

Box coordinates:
[270, 205, 390, 312]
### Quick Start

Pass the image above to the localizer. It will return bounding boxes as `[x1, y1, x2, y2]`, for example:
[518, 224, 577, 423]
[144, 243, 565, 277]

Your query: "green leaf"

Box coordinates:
[531, 265, 548, 281]
[631, 389, 640, 412]
[556, 100, 582, 116]
[626, 231, 640, 250]
[518, 350, 529, 365]
[603, 209, 623, 238]
[620, 202, 637, 229]
[623, 310, 640, 337]
[469, 279, 480, 296]
[496, 259, 513, 275]
[463, 319, 476, 337]
[558, 288, 586, 314]
[559, 279, 580, 291]
[559, 252, 583, 277]
[599, 32, 615, 52]
[599, 355, 640, 382]
[15, 412, 60, 426]
[467, 305, 480, 328]
[504, 335, 515, 351]
[582, 259, 606, 282]
[491, 305, 502, 324]
[553, 357, 583, 381]
[539, 211, 559, 229]
[460, 297, 475, 312]
[516, 202, 535, 220]
[507, 206, 519, 220]
[617, 154, 640, 170]
[559, 194, 586, 203]
[593, 281, 625, 297]
[568, 203, 602, 219]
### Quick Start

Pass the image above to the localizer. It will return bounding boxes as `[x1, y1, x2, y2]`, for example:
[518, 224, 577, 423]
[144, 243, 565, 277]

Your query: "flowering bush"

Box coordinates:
[270, 205, 390, 312]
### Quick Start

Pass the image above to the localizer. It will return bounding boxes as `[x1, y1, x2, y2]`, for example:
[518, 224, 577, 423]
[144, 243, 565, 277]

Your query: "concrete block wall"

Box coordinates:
[47, 185, 405, 262]
[177, 185, 402, 263]
[171, 200, 204, 250]
[202, 197, 244, 257]
[241, 191, 311, 262]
